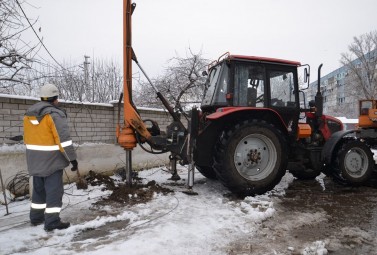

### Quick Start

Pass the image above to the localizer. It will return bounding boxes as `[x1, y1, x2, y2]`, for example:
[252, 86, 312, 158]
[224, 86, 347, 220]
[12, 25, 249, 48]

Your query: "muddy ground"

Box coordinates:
[227, 177, 377, 255]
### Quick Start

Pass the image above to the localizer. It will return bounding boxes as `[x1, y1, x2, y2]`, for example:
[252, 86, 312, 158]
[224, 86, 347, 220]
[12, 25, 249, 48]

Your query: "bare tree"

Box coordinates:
[134, 50, 209, 112]
[36, 58, 122, 103]
[0, 0, 39, 91]
[340, 31, 377, 100]
[0, 1, 123, 102]
[87, 58, 123, 103]
[328, 103, 357, 119]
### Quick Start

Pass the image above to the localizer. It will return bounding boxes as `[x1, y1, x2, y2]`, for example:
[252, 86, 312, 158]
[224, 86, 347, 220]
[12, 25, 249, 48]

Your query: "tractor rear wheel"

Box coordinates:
[213, 120, 287, 196]
[336, 140, 374, 184]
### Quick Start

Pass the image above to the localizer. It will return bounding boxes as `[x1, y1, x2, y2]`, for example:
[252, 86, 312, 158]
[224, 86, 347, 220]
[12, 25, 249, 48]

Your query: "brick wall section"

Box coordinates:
[0, 95, 185, 145]
[64, 102, 115, 144]
[0, 96, 35, 144]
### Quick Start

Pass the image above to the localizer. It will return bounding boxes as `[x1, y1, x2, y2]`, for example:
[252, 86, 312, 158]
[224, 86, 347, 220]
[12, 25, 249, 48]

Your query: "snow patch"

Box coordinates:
[0, 143, 26, 153]
[302, 240, 328, 255]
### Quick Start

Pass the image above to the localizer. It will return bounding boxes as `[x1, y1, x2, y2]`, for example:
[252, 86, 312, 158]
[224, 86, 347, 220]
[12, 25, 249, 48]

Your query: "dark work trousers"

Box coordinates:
[30, 169, 64, 228]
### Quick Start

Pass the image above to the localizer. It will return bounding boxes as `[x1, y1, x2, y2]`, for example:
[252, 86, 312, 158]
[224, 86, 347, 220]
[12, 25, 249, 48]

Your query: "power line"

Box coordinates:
[15, 0, 66, 70]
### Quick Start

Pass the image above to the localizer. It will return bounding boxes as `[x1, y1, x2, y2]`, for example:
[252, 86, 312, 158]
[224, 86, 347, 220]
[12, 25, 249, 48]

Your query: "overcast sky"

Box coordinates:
[24, 0, 377, 79]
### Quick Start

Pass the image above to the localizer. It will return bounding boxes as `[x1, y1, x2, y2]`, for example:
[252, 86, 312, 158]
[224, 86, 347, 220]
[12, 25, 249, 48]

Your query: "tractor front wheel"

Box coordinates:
[336, 140, 374, 184]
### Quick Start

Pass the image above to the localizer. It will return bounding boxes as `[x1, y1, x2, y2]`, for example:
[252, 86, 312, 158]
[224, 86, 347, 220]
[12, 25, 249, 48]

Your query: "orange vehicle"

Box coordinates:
[118, 1, 345, 196]
[358, 100, 377, 128]
[323, 99, 377, 185]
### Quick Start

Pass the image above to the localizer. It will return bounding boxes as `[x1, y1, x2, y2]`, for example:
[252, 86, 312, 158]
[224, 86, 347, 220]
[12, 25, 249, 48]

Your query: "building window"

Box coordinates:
[337, 97, 345, 104]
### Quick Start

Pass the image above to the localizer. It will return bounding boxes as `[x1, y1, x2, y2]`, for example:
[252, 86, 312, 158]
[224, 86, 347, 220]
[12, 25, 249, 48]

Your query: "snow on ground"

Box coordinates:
[0, 167, 328, 255]
[0, 143, 25, 153]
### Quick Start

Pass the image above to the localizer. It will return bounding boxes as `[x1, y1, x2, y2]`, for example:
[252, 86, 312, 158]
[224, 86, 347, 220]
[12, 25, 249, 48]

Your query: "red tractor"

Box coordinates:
[191, 55, 343, 195]
[117, 1, 344, 196]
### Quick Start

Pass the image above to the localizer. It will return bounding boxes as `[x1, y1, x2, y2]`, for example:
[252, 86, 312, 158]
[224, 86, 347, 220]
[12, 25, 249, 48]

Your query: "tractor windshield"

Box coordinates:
[201, 62, 229, 107]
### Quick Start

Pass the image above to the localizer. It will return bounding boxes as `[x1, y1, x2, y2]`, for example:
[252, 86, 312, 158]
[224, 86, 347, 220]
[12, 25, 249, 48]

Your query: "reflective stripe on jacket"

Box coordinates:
[23, 101, 77, 177]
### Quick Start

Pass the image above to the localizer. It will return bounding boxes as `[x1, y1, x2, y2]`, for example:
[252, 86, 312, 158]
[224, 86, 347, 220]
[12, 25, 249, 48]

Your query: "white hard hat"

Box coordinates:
[40, 83, 59, 100]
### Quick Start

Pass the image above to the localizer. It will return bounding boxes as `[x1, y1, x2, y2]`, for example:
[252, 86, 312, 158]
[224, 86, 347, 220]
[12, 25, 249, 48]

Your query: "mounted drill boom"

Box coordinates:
[117, 0, 187, 150]
[117, 0, 191, 186]
[116, 0, 150, 150]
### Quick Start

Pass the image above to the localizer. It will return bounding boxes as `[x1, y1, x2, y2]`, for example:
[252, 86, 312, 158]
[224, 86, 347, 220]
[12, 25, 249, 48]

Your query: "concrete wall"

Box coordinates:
[0, 94, 182, 191]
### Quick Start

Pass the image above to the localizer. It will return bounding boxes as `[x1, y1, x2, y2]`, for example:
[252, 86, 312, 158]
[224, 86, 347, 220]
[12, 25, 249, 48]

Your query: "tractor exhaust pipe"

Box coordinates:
[315, 64, 323, 117]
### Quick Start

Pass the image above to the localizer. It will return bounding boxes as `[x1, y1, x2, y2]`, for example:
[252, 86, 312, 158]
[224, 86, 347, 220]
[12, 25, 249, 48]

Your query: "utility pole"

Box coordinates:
[84, 55, 90, 86]
[83, 55, 90, 101]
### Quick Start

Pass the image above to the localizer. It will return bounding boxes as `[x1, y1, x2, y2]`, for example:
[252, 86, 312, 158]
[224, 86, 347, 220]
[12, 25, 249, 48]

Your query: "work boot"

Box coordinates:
[44, 221, 70, 232]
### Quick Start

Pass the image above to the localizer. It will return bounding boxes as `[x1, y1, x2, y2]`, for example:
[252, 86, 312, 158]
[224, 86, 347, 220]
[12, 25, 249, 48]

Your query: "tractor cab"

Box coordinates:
[201, 53, 301, 134]
[358, 99, 377, 128]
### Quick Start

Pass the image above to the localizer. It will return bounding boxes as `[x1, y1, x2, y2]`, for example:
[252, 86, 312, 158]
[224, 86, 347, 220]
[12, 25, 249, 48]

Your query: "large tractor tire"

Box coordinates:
[196, 165, 217, 179]
[335, 140, 374, 184]
[213, 120, 288, 196]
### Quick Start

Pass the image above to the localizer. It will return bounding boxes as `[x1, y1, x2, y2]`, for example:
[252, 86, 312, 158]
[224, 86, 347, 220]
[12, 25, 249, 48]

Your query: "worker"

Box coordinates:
[23, 83, 78, 231]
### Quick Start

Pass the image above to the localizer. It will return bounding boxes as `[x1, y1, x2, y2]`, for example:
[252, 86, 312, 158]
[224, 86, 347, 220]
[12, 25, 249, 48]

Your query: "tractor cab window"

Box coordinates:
[213, 64, 229, 105]
[269, 71, 296, 108]
[234, 64, 265, 107]
[202, 63, 230, 107]
[202, 64, 222, 106]
[360, 101, 373, 115]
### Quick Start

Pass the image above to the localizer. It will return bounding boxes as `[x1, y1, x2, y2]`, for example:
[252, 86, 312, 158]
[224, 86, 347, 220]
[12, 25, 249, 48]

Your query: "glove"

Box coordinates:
[9, 135, 23, 141]
[70, 160, 78, 171]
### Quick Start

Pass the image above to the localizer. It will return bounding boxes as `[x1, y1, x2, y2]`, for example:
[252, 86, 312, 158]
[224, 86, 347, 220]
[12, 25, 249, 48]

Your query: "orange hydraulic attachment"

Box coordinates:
[116, 125, 137, 150]
[116, 0, 152, 150]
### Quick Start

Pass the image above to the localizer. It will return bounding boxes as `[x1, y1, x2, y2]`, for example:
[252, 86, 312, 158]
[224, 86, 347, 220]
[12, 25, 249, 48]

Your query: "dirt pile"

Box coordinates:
[105, 180, 173, 205]
[86, 170, 116, 191]
[86, 171, 174, 206]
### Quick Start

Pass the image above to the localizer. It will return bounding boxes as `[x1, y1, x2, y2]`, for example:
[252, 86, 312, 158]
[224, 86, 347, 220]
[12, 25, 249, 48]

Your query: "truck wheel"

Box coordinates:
[196, 165, 217, 179]
[213, 120, 287, 196]
[337, 140, 374, 184]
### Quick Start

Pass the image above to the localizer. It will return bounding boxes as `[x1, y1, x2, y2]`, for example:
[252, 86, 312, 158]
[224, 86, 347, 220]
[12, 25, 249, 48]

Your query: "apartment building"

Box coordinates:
[306, 50, 376, 118]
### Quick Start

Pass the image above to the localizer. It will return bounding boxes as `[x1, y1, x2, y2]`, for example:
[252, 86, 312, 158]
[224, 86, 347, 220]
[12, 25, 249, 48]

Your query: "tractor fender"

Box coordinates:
[206, 107, 288, 133]
[322, 129, 358, 165]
